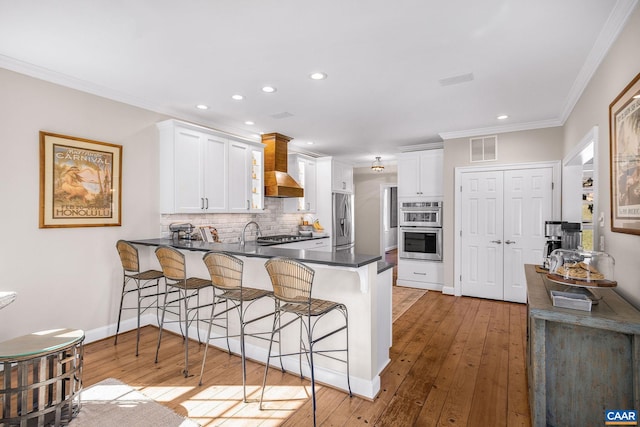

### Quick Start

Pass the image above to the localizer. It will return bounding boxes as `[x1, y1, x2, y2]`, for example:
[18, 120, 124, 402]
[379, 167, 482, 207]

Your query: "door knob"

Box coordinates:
[505, 240, 516, 244]
[490, 240, 502, 244]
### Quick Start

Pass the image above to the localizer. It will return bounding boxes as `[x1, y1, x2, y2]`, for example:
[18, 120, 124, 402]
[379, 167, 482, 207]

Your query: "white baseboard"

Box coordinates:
[396, 279, 443, 291]
[442, 286, 455, 295]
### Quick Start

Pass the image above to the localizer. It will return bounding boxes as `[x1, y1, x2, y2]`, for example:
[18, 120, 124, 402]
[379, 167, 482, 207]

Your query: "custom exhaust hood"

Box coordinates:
[262, 132, 304, 198]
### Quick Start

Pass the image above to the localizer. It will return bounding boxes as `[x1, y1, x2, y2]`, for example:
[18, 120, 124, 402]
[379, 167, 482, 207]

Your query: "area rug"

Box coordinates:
[392, 286, 427, 322]
[70, 378, 199, 427]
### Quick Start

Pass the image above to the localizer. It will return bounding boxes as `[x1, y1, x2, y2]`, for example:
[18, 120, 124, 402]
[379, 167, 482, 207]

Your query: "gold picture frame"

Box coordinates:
[609, 72, 640, 235]
[39, 131, 122, 228]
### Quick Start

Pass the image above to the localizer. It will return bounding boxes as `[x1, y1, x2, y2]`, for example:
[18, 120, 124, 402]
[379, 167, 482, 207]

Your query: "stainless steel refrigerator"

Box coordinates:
[332, 192, 355, 252]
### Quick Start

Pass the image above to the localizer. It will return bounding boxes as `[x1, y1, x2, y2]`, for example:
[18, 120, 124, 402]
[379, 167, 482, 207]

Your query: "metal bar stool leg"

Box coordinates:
[260, 310, 281, 409]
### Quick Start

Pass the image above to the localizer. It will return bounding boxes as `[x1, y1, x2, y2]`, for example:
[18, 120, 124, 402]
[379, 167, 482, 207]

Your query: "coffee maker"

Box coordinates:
[543, 221, 563, 268]
[561, 222, 582, 250]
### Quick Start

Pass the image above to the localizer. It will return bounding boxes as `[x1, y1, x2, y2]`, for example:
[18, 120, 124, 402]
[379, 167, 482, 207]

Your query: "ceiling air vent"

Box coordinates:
[470, 135, 497, 162]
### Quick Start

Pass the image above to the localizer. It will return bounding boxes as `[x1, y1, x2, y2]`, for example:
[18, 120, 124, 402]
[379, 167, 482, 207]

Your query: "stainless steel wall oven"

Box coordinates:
[399, 201, 443, 261]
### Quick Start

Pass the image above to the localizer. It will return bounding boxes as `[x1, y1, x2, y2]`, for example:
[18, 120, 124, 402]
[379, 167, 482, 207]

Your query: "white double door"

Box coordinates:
[460, 167, 553, 303]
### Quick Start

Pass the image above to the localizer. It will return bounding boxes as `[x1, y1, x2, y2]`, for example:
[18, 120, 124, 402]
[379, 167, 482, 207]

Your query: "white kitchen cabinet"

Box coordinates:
[158, 119, 263, 213]
[331, 160, 354, 193]
[397, 149, 443, 198]
[397, 258, 444, 290]
[284, 154, 317, 213]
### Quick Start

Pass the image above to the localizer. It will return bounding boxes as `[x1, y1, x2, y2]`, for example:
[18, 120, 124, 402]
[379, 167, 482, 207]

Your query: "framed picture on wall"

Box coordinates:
[39, 131, 122, 228]
[610, 72, 640, 235]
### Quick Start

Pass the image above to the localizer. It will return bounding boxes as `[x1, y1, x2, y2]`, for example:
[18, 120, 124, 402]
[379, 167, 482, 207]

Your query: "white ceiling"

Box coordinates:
[0, 0, 636, 166]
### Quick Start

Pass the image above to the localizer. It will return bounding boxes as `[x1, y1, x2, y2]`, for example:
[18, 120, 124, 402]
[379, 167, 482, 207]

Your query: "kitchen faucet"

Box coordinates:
[240, 221, 261, 245]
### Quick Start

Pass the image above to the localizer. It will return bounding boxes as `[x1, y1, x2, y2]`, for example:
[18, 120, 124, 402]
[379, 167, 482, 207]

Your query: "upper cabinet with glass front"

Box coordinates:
[158, 119, 263, 213]
[284, 154, 317, 213]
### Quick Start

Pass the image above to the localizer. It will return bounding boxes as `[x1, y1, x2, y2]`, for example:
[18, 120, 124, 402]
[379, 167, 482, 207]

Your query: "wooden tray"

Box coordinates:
[546, 273, 617, 288]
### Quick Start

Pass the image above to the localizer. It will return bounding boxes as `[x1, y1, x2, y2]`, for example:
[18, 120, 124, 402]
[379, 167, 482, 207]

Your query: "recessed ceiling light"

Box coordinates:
[262, 86, 277, 93]
[307, 141, 314, 145]
[497, 115, 509, 120]
[245, 121, 255, 125]
[196, 104, 209, 110]
[309, 72, 327, 80]
[231, 94, 244, 100]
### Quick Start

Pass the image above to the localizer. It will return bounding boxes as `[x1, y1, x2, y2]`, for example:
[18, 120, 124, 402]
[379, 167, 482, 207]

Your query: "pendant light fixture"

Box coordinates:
[371, 156, 384, 172]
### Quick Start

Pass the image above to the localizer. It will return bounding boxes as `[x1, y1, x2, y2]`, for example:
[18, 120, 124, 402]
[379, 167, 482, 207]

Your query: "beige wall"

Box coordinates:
[442, 127, 565, 287]
[0, 68, 167, 341]
[0, 69, 304, 342]
[562, 5, 640, 306]
[354, 166, 397, 256]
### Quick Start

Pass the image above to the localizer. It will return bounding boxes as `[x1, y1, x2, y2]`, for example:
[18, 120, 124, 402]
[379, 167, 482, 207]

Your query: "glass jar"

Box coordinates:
[548, 249, 615, 284]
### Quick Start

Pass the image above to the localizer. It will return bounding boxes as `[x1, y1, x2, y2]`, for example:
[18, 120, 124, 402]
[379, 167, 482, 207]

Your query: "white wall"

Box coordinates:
[562, 4, 640, 306]
[354, 166, 397, 256]
[0, 68, 167, 341]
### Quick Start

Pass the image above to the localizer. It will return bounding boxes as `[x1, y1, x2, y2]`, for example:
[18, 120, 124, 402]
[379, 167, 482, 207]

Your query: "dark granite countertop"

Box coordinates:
[129, 238, 381, 268]
[377, 261, 395, 274]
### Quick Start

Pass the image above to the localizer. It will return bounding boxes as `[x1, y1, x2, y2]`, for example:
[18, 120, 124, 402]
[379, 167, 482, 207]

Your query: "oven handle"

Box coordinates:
[400, 226, 442, 231]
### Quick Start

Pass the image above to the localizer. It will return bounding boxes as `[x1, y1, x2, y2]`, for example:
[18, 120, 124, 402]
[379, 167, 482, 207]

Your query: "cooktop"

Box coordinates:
[256, 234, 308, 244]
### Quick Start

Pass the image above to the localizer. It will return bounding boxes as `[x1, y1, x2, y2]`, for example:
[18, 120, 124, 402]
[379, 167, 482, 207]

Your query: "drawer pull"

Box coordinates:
[413, 272, 427, 275]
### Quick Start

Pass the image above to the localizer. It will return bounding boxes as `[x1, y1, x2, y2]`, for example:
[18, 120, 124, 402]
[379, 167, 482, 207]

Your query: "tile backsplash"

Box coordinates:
[160, 198, 309, 243]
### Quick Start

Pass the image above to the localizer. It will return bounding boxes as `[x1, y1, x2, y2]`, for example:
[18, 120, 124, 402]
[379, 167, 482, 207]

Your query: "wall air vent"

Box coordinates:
[470, 135, 497, 162]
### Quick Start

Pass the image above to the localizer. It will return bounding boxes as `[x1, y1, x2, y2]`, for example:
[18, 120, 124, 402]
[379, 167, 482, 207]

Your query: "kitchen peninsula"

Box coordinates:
[129, 238, 391, 399]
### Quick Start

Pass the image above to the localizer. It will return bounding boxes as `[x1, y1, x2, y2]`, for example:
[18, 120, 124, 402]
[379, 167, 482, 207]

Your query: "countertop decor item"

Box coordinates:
[609, 71, 640, 235]
[546, 248, 616, 288]
[39, 131, 122, 228]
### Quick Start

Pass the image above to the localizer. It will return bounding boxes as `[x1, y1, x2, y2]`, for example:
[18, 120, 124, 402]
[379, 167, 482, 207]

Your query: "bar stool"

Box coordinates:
[115, 240, 165, 356]
[260, 257, 352, 426]
[154, 245, 213, 377]
[199, 252, 276, 402]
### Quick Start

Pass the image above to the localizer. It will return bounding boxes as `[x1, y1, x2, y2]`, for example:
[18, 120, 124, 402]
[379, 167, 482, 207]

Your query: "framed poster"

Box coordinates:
[39, 131, 122, 228]
[610, 72, 640, 235]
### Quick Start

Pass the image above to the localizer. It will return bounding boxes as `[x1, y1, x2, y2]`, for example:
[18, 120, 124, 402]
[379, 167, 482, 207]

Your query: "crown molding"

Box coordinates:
[558, 0, 639, 123]
[439, 118, 562, 140]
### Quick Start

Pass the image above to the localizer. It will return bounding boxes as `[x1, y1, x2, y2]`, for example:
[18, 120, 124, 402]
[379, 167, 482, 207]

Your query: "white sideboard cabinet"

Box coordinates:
[158, 119, 263, 213]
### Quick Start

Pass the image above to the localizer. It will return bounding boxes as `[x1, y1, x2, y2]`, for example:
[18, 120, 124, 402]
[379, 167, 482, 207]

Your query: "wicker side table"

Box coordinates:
[0, 328, 84, 427]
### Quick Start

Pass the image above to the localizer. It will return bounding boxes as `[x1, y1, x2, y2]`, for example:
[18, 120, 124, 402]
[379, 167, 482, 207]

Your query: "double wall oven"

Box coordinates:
[399, 201, 443, 261]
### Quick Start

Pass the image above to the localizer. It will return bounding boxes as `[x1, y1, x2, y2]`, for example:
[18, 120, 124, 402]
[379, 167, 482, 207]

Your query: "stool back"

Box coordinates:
[155, 246, 186, 282]
[265, 257, 314, 304]
[203, 252, 243, 290]
[116, 240, 140, 273]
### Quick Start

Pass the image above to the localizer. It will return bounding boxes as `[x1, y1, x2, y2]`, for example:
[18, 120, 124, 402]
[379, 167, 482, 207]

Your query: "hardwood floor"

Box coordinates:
[81, 292, 530, 426]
